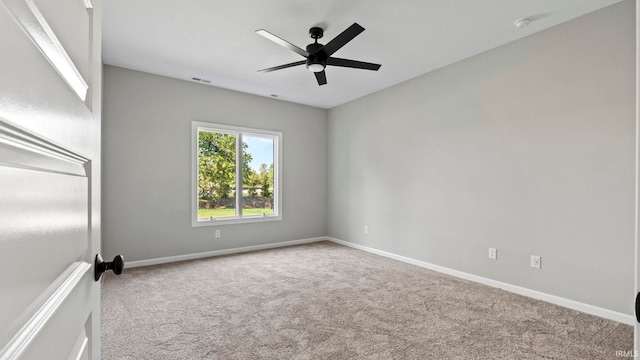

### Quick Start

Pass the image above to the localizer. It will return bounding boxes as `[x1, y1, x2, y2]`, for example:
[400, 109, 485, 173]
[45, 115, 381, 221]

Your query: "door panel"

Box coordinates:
[0, 167, 88, 333]
[0, 0, 91, 108]
[16, 268, 93, 360]
[31, 0, 91, 83]
[68, 328, 89, 360]
[0, 0, 102, 358]
[0, 126, 90, 349]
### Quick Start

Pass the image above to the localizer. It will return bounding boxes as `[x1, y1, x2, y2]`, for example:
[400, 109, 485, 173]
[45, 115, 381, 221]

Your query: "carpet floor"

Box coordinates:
[102, 241, 633, 359]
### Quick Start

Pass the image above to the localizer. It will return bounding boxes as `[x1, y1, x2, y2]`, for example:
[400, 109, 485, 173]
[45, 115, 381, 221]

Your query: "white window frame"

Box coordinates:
[192, 121, 282, 226]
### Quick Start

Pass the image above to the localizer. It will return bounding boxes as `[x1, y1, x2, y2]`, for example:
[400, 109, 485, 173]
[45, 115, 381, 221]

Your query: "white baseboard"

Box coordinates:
[124, 235, 634, 325]
[125, 237, 326, 268]
[326, 237, 635, 326]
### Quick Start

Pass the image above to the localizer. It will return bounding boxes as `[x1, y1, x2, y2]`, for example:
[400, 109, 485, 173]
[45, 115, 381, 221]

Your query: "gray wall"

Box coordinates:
[103, 1, 635, 316]
[327, 1, 635, 314]
[103, 66, 328, 261]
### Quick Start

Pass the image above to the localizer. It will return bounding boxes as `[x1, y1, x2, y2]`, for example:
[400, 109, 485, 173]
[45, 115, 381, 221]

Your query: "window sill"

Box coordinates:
[192, 214, 282, 227]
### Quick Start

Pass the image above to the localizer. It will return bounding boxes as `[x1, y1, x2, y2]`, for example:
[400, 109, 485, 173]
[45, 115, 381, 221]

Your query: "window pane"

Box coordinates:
[242, 135, 275, 216]
[197, 131, 237, 219]
[192, 121, 281, 226]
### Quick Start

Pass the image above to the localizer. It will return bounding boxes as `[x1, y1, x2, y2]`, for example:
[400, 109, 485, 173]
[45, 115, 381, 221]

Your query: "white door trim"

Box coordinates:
[634, 0, 640, 350]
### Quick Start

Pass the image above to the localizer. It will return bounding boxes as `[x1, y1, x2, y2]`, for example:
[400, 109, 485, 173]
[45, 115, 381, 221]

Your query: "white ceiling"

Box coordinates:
[102, 0, 623, 109]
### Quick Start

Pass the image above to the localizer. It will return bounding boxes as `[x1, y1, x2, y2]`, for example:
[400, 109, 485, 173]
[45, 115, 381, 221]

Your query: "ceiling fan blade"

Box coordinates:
[314, 70, 327, 86]
[326, 57, 381, 71]
[317, 23, 365, 57]
[258, 60, 306, 73]
[256, 29, 309, 58]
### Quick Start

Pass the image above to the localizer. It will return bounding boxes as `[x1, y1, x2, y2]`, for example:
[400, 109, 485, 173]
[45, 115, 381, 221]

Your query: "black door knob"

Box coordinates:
[95, 254, 125, 281]
[636, 292, 640, 323]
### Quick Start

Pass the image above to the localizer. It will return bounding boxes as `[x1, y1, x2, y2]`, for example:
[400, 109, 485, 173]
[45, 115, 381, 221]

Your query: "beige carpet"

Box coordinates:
[102, 241, 632, 359]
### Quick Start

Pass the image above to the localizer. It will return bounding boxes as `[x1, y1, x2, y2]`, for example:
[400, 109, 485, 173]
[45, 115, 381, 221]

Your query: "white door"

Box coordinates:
[636, 0, 640, 352]
[0, 0, 103, 359]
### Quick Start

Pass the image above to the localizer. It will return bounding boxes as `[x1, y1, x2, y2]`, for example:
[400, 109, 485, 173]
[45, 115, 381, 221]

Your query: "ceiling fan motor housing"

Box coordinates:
[305, 42, 326, 72]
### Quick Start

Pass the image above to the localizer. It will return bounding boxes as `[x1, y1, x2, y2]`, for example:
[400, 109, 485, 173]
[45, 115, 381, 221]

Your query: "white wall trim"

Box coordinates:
[327, 237, 635, 326]
[125, 237, 325, 268]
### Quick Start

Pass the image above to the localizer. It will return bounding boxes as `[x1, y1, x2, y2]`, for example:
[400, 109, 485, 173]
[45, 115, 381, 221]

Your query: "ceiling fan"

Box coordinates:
[256, 23, 381, 86]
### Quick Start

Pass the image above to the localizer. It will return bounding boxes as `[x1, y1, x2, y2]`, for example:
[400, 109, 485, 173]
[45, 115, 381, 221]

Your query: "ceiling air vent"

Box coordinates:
[191, 77, 211, 84]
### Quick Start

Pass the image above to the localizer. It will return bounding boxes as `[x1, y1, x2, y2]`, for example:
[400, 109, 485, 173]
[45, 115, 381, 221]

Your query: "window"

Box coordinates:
[192, 121, 282, 226]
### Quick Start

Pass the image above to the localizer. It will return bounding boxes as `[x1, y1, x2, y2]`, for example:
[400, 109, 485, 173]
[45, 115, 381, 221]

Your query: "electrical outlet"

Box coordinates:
[364, 226, 369, 234]
[215, 230, 221, 238]
[488, 248, 497, 260]
[531, 255, 541, 269]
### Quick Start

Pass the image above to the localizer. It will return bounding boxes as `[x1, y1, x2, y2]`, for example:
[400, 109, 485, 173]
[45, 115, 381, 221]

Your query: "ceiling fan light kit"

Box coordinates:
[256, 23, 381, 86]
[306, 63, 325, 73]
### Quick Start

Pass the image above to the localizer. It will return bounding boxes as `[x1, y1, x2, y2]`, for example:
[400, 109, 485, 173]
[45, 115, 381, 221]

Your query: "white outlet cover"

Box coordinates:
[488, 248, 497, 260]
[531, 255, 541, 269]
